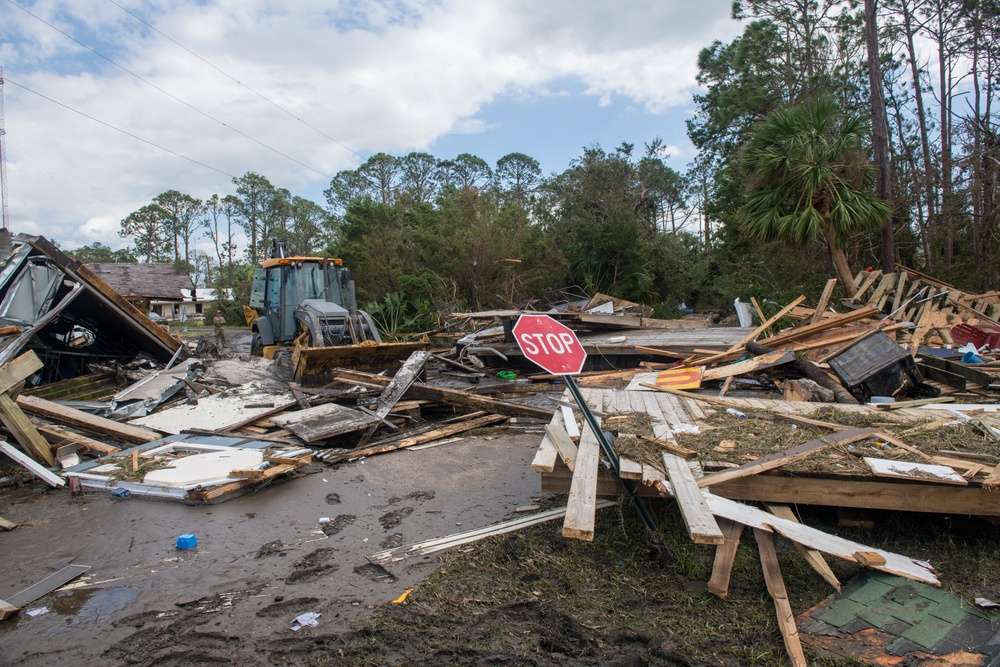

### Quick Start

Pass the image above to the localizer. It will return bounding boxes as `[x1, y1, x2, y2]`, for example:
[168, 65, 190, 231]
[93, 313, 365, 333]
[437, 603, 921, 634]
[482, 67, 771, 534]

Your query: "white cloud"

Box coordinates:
[2, 0, 739, 250]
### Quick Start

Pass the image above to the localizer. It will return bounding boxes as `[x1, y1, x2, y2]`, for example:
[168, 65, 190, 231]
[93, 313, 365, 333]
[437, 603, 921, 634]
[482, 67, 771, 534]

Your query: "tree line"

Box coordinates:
[96, 0, 998, 329]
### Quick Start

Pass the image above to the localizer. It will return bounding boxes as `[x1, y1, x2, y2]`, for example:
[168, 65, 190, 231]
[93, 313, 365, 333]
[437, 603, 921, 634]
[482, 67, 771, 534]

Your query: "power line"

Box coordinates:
[4, 78, 237, 178]
[105, 0, 363, 161]
[7, 0, 333, 179]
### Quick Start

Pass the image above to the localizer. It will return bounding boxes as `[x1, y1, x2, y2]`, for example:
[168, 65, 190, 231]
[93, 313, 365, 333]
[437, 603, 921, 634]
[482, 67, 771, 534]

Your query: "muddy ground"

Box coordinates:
[0, 430, 545, 666]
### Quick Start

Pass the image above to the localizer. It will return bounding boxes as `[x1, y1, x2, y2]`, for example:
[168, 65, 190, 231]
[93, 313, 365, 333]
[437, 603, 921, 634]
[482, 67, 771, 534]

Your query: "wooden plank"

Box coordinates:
[34, 423, 120, 456]
[663, 453, 723, 544]
[323, 413, 508, 464]
[0, 351, 43, 395]
[701, 350, 794, 382]
[864, 457, 968, 485]
[697, 428, 879, 488]
[0, 394, 56, 466]
[542, 464, 1000, 518]
[764, 503, 841, 591]
[17, 395, 161, 444]
[754, 528, 808, 667]
[707, 519, 744, 598]
[876, 396, 955, 410]
[728, 295, 807, 352]
[374, 351, 432, 419]
[331, 369, 555, 420]
[563, 417, 603, 541]
[545, 423, 578, 471]
[852, 270, 883, 303]
[0, 441, 64, 486]
[890, 271, 908, 314]
[867, 272, 896, 308]
[271, 403, 380, 443]
[810, 279, 838, 325]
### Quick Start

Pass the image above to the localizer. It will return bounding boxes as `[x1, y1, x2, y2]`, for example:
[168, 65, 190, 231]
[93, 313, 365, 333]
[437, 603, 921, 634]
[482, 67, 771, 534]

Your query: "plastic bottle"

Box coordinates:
[725, 408, 747, 419]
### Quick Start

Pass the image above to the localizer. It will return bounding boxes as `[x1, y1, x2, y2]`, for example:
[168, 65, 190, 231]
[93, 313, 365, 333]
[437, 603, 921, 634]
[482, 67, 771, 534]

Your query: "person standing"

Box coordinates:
[213, 309, 227, 348]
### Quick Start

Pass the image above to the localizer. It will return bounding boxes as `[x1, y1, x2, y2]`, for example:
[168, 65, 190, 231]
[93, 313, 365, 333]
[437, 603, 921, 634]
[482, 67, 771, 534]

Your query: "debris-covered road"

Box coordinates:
[0, 431, 544, 666]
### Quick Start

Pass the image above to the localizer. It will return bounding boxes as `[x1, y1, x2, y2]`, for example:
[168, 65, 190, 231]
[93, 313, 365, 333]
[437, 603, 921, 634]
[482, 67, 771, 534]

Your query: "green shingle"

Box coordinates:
[845, 578, 896, 605]
[816, 599, 868, 627]
[900, 615, 953, 650]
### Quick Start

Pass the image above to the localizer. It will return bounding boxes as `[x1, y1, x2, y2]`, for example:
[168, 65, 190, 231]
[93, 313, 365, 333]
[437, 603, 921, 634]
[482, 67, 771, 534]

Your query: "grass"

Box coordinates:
[258, 495, 993, 666]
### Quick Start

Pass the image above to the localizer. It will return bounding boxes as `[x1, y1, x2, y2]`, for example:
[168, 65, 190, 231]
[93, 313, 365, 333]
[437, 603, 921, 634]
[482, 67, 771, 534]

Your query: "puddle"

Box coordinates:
[46, 585, 143, 636]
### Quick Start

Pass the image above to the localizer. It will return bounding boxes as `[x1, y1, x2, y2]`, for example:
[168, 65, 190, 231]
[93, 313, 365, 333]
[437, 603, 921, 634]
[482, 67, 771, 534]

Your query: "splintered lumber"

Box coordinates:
[0, 441, 64, 487]
[769, 413, 932, 461]
[321, 413, 508, 463]
[810, 279, 838, 325]
[563, 417, 603, 541]
[697, 428, 879, 488]
[640, 383, 748, 409]
[663, 453, 723, 544]
[0, 515, 16, 531]
[369, 501, 617, 565]
[697, 493, 940, 584]
[707, 519, 745, 598]
[271, 403, 380, 443]
[701, 349, 794, 381]
[754, 528, 808, 667]
[16, 395, 161, 444]
[764, 503, 840, 591]
[0, 394, 56, 466]
[331, 369, 555, 420]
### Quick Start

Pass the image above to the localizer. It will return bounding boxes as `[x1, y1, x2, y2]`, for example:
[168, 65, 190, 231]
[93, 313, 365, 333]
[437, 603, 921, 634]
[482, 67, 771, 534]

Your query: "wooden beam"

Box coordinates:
[16, 395, 161, 444]
[707, 519, 744, 598]
[754, 528, 808, 667]
[637, 434, 697, 460]
[663, 453, 723, 544]
[697, 428, 879, 488]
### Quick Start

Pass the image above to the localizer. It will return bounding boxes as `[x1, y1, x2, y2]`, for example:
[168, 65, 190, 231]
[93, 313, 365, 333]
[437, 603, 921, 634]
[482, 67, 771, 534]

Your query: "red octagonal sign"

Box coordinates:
[512, 315, 587, 375]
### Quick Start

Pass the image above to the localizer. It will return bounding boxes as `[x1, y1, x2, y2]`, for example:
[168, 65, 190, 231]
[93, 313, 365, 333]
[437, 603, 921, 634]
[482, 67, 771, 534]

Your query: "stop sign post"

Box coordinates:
[511, 315, 662, 547]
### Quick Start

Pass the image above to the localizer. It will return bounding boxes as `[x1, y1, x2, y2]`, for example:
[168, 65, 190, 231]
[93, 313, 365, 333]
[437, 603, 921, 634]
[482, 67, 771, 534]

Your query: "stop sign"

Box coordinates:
[511, 315, 587, 375]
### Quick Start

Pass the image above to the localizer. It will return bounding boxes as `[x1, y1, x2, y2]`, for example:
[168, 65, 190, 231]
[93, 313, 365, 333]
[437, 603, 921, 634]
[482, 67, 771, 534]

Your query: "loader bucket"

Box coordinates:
[292, 341, 431, 387]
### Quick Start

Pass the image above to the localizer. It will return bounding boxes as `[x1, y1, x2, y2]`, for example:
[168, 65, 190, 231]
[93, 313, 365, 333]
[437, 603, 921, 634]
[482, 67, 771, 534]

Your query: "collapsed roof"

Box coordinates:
[0, 234, 181, 383]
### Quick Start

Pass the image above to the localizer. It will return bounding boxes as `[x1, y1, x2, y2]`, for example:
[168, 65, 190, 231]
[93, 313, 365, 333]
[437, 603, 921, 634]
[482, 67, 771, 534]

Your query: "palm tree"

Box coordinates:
[738, 97, 890, 298]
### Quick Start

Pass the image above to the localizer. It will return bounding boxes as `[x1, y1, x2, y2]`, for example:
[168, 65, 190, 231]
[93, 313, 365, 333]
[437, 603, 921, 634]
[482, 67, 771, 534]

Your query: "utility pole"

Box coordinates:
[0, 65, 9, 232]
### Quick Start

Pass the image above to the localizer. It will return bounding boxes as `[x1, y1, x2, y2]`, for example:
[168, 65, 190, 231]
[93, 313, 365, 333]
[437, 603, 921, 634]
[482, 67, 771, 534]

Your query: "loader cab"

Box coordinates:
[249, 257, 349, 344]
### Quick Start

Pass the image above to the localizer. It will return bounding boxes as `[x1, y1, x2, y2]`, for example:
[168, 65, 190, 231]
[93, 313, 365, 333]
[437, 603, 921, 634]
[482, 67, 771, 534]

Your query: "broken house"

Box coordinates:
[0, 235, 181, 384]
[86, 262, 194, 320]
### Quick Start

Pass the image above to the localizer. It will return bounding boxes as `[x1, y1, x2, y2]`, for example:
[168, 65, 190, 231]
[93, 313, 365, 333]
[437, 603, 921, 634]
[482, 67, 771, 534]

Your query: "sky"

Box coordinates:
[1, 0, 742, 253]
